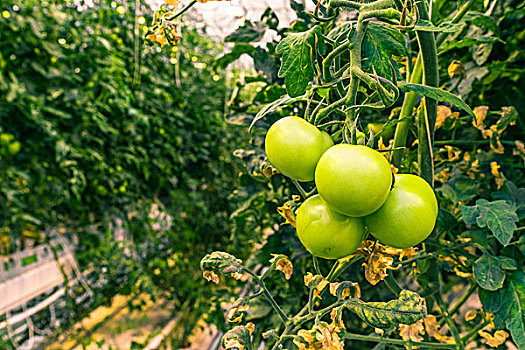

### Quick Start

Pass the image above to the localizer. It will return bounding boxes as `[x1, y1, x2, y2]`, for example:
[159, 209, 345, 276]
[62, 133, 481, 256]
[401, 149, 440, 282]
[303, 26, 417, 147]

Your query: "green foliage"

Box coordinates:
[276, 26, 325, 97]
[342, 290, 426, 329]
[0, 0, 256, 343]
[479, 271, 525, 349]
[461, 199, 519, 246]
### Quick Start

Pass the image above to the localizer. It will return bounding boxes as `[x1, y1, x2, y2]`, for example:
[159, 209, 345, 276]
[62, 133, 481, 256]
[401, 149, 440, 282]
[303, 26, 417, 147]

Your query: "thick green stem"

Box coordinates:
[392, 0, 476, 169]
[414, 0, 439, 186]
[343, 332, 457, 349]
[392, 56, 422, 167]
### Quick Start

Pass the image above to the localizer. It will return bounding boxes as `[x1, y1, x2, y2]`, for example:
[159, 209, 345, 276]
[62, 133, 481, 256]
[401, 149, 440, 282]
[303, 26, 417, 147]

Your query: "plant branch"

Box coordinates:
[247, 270, 289, 325]
[343, 332, 458, 349]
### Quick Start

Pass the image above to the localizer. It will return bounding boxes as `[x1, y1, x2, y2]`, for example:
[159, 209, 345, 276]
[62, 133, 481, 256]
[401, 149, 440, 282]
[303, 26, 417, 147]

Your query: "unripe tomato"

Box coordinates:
[315, 144, 392, 217]
[296, 195, 365, 259]
[265, 117, 333, 182]
[365, 174, 438, 249]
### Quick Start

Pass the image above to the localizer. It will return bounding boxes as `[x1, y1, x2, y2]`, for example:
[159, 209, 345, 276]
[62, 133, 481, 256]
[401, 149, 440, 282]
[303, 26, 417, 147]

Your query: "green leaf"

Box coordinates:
[412, 19, 465, 33]
[214, 44, 256, 69]
[461, 199, 519, 246]
[277, 26, 325, 97]
[398, 82, 475, 117]
[480, 271, 525, 349]
[363, 22, 405, 80]
[473, 253, 506, 291]
[249, 91, 312, 131]
[343, 290, 426, 329]
[224, 21, 267, 43]
[437, 175, 479, 203]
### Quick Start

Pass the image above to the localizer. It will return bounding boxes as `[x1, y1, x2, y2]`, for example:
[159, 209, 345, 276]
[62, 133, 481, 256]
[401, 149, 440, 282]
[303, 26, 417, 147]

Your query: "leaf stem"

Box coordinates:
[313, 256, 322, 275]
[291, 179, 309, 199]
[343, 332, 458, 349]
[166, 0, 197, 20]
[461, 318, 490, 343]
[247, 270, 289, 325]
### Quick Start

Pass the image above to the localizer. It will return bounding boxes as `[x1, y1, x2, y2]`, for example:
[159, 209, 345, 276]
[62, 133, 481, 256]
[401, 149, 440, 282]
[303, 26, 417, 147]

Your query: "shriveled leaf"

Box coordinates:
[343, 290, 427, 329]
[221, 324, 254, 350]
[277, 201, 296, 228]
[479, 330, 510, 348]
[228, 297, 250, 323]
[295, 322, 345, 350]
[356, 240, 417, 285]
[304, 272, 328, 292]
[329, 281, 361, 300]
[269, 254, 293, 280]
[423, 315, 455, 343]
[200, 251, 244, 276]
[399, 320, 424, 342]
[277, 26, 325, 97]
[461, 199, 519, 246]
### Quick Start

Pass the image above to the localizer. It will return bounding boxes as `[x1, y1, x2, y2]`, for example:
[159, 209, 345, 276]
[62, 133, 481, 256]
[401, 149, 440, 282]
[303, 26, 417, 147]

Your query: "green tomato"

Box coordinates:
[296, 195, 365, 259]
[365, 174, 438, 249]
[356, 131, 366, 145]
[315, 144, 392, 217]
[265, 117, 333, 182]
[367, 122, 394, 141]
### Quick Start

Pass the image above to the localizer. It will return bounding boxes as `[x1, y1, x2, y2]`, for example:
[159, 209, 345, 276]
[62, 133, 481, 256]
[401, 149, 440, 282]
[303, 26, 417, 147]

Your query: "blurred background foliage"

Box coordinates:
[0, 0, 268, 346]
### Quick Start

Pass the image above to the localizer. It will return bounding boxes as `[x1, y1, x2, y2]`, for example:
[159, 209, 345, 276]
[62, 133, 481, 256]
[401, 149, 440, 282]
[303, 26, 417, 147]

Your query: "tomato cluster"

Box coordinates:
[265, 117, 438, 259]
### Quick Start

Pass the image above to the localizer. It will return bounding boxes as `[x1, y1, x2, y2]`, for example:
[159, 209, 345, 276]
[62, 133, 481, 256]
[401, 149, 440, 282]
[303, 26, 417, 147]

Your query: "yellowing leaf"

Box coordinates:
[270, 254, 293, 280]
[448, 60, 465, 78]
[399, 320, 424, 342]
[277, 202, 296, 227]
[490, 161, 505, 189]
[203, 270, 219, 284]
[424, 315, 455, 343]
[473, 106, 489, 134]
[465, 309, 477, 321]
[479, 330, 509, 347]
[513, 141, 525, 160]
[435, 105, 459, 129]
[246, 322, 255, 335]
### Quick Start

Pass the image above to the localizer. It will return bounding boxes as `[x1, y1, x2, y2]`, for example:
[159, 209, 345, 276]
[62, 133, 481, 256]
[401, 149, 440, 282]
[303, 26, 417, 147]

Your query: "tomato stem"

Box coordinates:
[343, 332, 458, 349]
